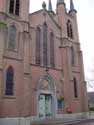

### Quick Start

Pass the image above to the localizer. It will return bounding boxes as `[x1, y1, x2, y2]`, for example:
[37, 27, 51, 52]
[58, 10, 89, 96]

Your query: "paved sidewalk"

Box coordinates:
[89, 112, 94, 119]
[64, 119, 94, 125]
[67, 122, 94, 125]
[32, 112, 94, 125]
[0, 112, 94, 125]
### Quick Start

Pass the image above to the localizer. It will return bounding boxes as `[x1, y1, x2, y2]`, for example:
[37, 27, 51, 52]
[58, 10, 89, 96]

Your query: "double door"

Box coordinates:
[39, 94, 52, 118]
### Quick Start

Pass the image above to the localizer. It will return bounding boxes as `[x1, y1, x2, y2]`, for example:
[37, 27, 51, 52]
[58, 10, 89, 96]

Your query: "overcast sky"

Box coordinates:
[29, 0, 94, 91]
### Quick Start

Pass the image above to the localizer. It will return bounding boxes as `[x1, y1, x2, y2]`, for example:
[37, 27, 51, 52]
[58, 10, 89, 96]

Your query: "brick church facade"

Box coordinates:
[0, 0, 88, 119]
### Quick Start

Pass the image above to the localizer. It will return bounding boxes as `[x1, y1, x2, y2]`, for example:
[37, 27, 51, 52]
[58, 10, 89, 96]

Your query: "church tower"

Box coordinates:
[0, 0, 88, 124]
[0, 0, 29, 21]
[56, 0, 67, 37]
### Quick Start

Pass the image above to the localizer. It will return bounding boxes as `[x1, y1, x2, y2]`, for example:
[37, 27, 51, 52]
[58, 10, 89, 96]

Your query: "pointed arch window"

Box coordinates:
[67, 20, 73, 39]
[50, 32, 55, 67]
[5, 66, 14, 96]
[9, 0, 14, 14]
[9, 0, 20, 16]
[43, 23, 48, 66]
[36, 27, 41, 65]
[71, 46, 75, 65]
[70, 24, 73, 39]
[15, 0, 20, 15]
[73, 77, 78, 98]
[67, 21, 70, 38]
[8, 25, 16, 50]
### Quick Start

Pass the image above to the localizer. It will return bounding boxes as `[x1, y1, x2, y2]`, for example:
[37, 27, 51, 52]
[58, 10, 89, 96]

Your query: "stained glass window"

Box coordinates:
[36, 27, 41, 65]
[73, 77, 78, 98]
[50, 32, 55, 67]
[8, 25, 16, 50]
[5, 66, 14, 96]
[71, 46, 75, 65]
[43, 23, 48, 66]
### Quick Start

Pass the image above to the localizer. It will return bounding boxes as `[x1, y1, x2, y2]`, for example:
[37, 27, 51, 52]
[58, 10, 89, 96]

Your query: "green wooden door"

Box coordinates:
[39, 94, 45, 118]
[45, 95, 52, 117]
[39, 94, 52, 118]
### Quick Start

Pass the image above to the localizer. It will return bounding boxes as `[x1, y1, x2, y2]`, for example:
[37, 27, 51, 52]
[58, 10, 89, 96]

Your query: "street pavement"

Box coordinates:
[65, 119, 94, 125]
[32, 113, 94, 125]
[69, 123, 94, 125]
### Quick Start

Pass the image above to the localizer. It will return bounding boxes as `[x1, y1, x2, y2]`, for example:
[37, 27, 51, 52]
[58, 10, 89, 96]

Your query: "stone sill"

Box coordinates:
[73, 98, 80, 100]
[2, 96, 16, 99]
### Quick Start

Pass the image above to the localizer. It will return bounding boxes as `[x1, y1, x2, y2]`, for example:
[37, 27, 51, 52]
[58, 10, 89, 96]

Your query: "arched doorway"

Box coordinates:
[37, 74, 56, 119]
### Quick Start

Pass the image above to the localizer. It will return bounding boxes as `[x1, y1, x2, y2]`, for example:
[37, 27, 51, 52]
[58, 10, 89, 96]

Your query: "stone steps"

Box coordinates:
[32, 119, 94, 125]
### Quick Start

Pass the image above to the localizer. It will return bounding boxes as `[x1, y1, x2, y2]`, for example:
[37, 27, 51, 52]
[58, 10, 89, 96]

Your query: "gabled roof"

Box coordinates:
[29, 9, 61, 30]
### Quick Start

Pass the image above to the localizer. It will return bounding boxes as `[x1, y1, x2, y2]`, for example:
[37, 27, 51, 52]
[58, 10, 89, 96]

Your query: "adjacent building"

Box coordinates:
[88, 92, 94, 110]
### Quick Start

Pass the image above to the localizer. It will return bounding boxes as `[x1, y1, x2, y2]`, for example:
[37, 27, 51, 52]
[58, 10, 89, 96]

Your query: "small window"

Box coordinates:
[71, 46, 75, 65]
[43, 23, 48, 66]
[70, 24, 73, 39]
[67, 20, 73, 39]
[5, 66, 14, 96]
[9, 0, 15, 14]
[67, 22, 70, 38]
[36, 27, 41, 65]
[73, 77, 78, 98]
[58, 100, 63, 109]
[50, 32, 55, 67]
[15, 0, 20, 15]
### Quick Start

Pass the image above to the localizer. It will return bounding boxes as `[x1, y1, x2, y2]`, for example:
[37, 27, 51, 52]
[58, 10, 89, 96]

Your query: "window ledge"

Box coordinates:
[6, 48, 18, 52]
[73, 98, 80, 100]
[2, 96, 16, 99]
[7, 13, 20, 19]
[57, 109, 64, 111]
